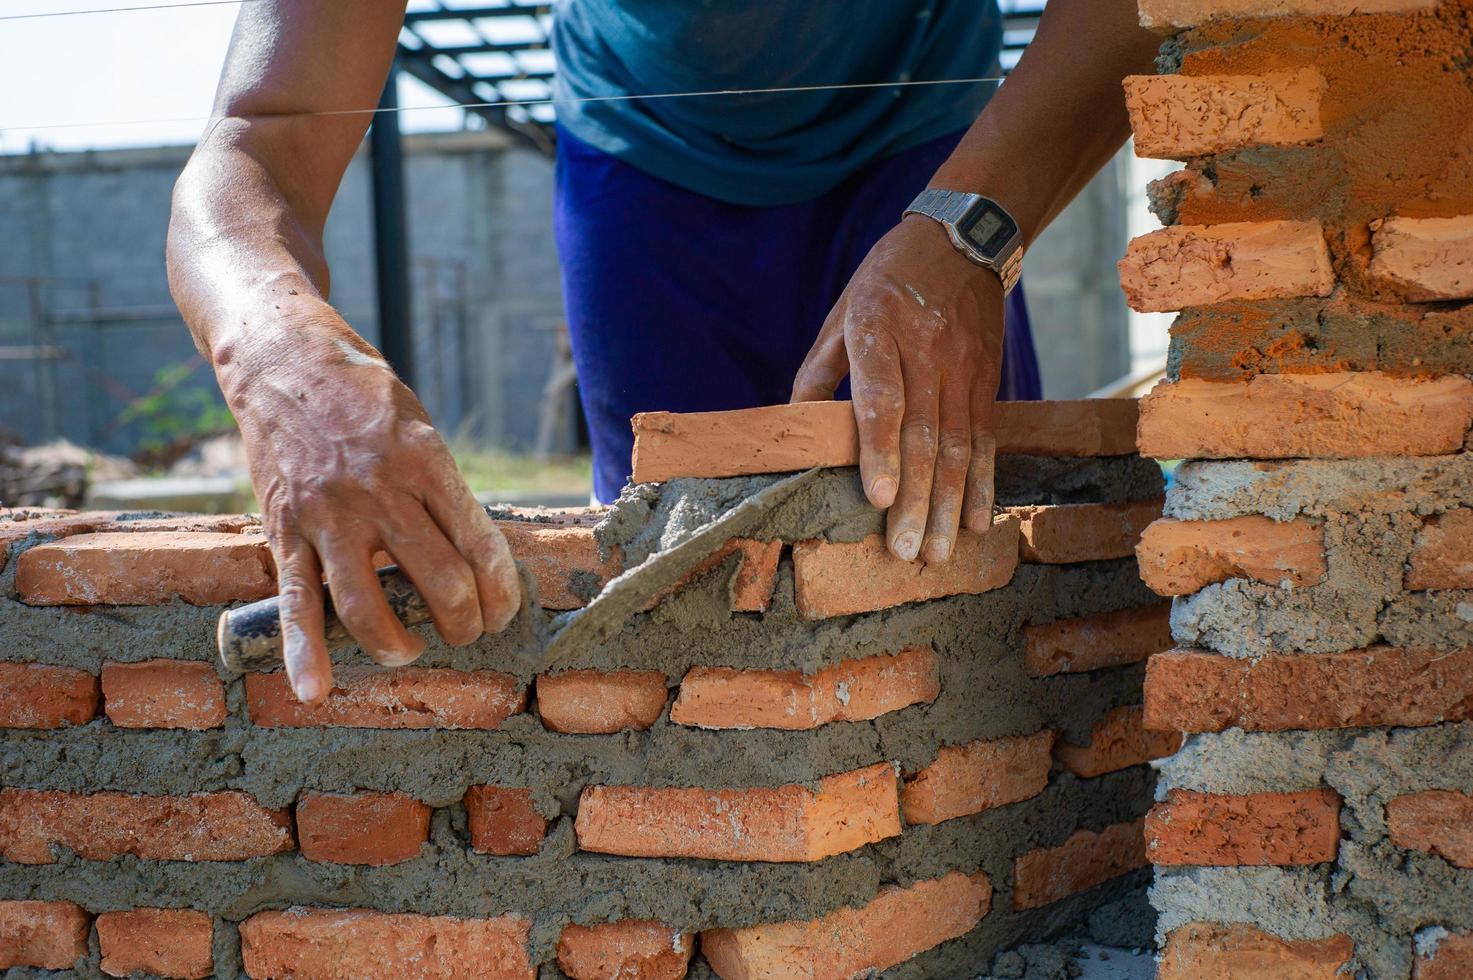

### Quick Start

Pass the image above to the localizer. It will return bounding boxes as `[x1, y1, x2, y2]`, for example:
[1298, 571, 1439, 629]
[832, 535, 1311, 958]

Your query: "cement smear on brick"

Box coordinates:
[1, 457, 1163, 975]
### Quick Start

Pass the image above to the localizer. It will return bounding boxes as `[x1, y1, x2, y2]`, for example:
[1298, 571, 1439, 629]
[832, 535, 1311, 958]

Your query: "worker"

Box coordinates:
[168, 0, 1162, 704]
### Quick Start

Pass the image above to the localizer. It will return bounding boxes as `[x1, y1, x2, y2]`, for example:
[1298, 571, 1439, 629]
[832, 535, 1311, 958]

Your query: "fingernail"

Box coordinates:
[294, 674, 326, 704]
[927, 536, 953, 562]
[893, 530, 921, 561]
[871, 477, 897, 506]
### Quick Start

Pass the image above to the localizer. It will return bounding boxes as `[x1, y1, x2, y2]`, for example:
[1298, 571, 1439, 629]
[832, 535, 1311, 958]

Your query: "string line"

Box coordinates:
[0, 0, 267, 21]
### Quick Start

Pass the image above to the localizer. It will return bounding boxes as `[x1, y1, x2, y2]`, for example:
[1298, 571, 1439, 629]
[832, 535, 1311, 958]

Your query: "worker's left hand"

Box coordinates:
[792, 214, 1005, 563]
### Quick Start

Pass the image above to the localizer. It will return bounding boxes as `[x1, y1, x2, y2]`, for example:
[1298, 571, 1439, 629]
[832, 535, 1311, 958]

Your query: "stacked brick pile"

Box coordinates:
[1121, 0, 1473, 976]
[0, 397, 1167, 978]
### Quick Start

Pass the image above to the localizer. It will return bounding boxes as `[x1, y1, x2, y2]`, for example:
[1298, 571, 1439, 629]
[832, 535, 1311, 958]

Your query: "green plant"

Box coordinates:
[115, 360, 236, 454]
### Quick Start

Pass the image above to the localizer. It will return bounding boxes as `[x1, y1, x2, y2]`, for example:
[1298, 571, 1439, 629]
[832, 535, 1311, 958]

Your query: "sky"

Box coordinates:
[0, 0, 466, 155]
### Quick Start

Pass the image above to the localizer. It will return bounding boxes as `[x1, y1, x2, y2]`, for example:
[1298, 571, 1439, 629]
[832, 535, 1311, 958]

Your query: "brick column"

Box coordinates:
[1124, 2, 1473, 977]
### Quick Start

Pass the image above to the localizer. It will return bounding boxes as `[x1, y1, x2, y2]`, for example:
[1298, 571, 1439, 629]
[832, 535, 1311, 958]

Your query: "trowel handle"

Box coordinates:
[217, 565, 431, 674]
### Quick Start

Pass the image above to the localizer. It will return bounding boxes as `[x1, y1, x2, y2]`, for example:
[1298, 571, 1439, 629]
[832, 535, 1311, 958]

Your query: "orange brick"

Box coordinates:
[901, 731, 1055, 826]
[1159, 922, 1354, 980]
[97, 908, 213, 979]
[1407, 509, 1473, 590]
[1055, 705, 1182, 778]
[0, 900, 89, 970]
[1012, 819, 1148, 910]
[297, 792, 430, 866]
[654, 537, 781, 613]
[1388, 790, 1473, 868]
[670, 646, 939, 730]
[1137, 0, 1435, 28]
[536, 669, 668, 734]
[16, 531, 274, 606]
[464, 786, 548, 856]
[495, 522, 619, 611]
[1136, 516, 1326, 596]
[1417, 931, 1473, 980]
[246, 666, 526, 729]
[792, 516, 1019, 620]
[1010, 499, 1162, 564]
[0, 789, 292, 864]
[0, 662, 99, 728]
[239, 909, 534, 980]
[575, 762, 900, 862]
[1024, 603, 1172, 677]
[701, 870, 991, 980]
[629, 399, 1140, 482]
[1124, 70, 1324, 159]
[556, 920, 694, 980]
[1137, 374, 1473, 461]
[1370, 214, 1473, 302]
[1144, 646, 1473, 733]
[102, 659, 226, 729]
[1146, 789, 1341, 866]
[1119, 220, 1333, 313]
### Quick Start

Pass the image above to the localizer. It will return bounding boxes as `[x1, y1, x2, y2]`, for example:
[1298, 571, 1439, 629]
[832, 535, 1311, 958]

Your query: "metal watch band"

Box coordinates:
[903, 189, 1024, 294]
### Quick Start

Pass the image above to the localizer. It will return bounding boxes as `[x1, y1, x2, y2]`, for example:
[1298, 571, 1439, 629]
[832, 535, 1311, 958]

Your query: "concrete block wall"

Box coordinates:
[0, 398, 1166, 977]
[1122, 0, 1473, 976]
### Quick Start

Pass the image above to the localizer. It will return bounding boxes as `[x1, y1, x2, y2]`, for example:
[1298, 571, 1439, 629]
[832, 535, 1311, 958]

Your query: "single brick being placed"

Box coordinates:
[1146, 789, 1341, 866]
[1418, 931, 1473, 980]
[297, 792, 430, 866]
[670, 646, 939, 730]
[1144, 647, 1473, 733]
[629, 399, 1140, 482]
[0, 662, 98, 729]
[464, 786, 549, 856]
[96, 908, 213, 980]
[239, 909, 534, 980]
[1137, 374, 1473, 460]
[1136, 0, 1436, 27]
[1010, 499, 1162, 564]
[1387, 790, 1473, 868]
[1124, 69, 1324, 159]
[575, 762, 900, 862]
[1369, 214, 1473, 302]
[0, 789, 293, 865]
[1055, 705, 1182, 779]
[16, 531, 274, 606]
[1158, 922, 1354, 980]
[792, 516, 1020, 620]
[246, 666, 526, 729]
[1023, 603, 1172, 677]
[701, 870, 991, 980]
[0, 900, 90, 971]
[101, 659, 226, 730]
[535, 669, 668, 734]
[555, 920, 693, 980]
[1012, 819, 1148, 911]
[1406, 508, 1473, 590]
[1118, 220, 1333, 313]
[1136, 516, 1327, 596]
[901, 731, 1055, 826]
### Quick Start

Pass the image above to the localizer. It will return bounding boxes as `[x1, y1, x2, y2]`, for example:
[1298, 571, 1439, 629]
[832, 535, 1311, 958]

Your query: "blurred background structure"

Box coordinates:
[0, 0, 1171, 509]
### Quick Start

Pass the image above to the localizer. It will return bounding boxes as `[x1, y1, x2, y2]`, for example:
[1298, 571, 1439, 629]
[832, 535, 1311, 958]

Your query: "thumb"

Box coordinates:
[791, 322, 850, 404]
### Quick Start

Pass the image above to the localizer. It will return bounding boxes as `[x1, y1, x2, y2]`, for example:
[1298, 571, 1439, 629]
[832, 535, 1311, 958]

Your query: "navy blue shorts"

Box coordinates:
[553, 125, 1042, 503]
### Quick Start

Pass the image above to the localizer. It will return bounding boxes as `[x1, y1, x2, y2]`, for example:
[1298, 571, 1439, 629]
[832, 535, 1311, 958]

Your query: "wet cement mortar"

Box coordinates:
[1, 459, 1163, 977]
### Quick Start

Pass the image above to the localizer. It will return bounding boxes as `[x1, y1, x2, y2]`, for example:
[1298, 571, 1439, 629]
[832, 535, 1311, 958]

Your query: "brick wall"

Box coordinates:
[0, 398, 1165, 977]
[1124, 1, 1473, 976]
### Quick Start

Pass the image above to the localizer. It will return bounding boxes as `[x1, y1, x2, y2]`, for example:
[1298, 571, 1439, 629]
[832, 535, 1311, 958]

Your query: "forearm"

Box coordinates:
[928, 0, 1161, 242]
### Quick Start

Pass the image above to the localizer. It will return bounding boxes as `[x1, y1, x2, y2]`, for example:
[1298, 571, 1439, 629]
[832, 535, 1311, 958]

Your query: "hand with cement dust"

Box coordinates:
[792, 216, 1004, 563]
[222, 315, 522, 704]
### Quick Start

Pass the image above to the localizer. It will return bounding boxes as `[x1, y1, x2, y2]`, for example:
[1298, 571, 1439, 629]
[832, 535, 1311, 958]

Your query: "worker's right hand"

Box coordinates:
[218, 311, 522, 705]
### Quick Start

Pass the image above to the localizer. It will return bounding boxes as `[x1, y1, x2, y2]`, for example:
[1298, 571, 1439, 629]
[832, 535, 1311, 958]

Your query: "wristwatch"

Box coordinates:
[903, 189, 1024, 293]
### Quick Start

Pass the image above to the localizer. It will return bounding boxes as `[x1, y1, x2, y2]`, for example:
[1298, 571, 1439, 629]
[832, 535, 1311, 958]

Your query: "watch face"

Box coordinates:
[961, 204, 1018, 259]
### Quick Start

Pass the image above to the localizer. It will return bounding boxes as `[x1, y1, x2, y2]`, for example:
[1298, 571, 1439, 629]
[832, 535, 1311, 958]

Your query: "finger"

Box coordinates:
[791, 319, 849, 403]
[963, 372, 1002, 532]
[923, 377, 971, 563]
[885, 352, 940, 562]
[846, 318, 904, 509]
[383, 508, 484, 647]
[318, 537, 424, 666]
[424, 480, 522, 634]
[273, 537, 332, 706]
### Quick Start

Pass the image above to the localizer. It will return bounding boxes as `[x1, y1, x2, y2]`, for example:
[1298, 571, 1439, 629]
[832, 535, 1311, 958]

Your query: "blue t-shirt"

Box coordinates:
[551, 1, 1003, 207]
